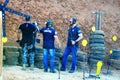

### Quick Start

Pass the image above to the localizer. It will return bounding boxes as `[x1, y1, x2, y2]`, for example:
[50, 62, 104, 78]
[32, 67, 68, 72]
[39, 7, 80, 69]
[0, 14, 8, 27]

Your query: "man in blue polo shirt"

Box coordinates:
[61, 18, 83, 73]
[17, 16, 37, 70]
[40, 20, 61, 73]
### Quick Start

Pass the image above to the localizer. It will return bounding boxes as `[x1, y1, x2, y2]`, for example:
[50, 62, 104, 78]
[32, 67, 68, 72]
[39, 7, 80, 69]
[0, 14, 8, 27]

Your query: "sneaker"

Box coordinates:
[44, 69, 48, 72]
[30, 64, 34, 70]
[22, 64, 26, 70]
[69, 70, 75, 73]
[50, 70, 56, 73]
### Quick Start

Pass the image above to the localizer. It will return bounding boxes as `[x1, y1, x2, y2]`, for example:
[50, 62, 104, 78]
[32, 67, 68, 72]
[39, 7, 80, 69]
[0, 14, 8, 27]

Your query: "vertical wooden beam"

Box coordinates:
[0, 11, 3, 80]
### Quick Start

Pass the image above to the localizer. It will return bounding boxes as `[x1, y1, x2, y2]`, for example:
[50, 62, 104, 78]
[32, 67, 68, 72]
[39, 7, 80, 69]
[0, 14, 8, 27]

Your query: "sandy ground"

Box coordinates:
[2, 66, 120, 80]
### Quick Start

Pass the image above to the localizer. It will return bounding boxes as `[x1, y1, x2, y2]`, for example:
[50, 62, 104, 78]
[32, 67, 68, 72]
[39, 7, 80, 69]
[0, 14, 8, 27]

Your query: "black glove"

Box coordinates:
[36, 38, 40, 43]
[16, 40, 21, 43]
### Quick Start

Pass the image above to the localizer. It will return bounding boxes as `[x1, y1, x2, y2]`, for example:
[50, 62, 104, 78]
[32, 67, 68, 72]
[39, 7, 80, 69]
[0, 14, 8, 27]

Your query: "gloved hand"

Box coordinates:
[16, 40, 21, 43]
[36, 38, 40, 43]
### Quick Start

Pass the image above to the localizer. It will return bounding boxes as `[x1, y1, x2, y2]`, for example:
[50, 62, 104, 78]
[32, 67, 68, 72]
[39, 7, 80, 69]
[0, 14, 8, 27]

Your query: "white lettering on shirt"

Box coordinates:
[44, 30, 52, 33]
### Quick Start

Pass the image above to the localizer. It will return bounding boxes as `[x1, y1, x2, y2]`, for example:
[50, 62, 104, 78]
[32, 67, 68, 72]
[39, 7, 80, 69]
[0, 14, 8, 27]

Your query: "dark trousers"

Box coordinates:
[22, 43, 34, 65]
[61, 46, 78, 70]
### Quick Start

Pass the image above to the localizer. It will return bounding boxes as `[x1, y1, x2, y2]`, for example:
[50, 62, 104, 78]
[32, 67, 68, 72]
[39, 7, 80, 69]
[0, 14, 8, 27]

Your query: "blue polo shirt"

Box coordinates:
[40, 27, 57, 49]
[19, 22, 36, 44]
[67, 25, 82, 47]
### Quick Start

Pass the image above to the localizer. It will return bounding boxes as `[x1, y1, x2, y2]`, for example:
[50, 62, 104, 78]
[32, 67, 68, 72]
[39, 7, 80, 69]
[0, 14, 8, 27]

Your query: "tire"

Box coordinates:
[5, 57, 19, 65]
[77, 51, 87, 57]
[55, 47, 62, 53]
[55, 56, 60, 61]
[90, 51, 106, 55]
[35, 48, 45, 56]
[110, 49, 120, 60]
[77, 54, 87, 58]
[90, 50, 105, 53]
[77, 52, 88, 62]
[112, 64, 120, 69]
[77, 56, 88, 62]
[108, 59, 120, 69]
[90, 35, 104, 39]
[18, 47, 22, 54]
[4, 46, 18, 52]
[90, 30, 104, 36]
[89, 54, 105, 61]
[90, 44, 105, 47]
[90, 47, 105, 51]
[36, 47, 43, 53]
[110, 54, 120, 60]
[88, 58, 103, 64]
[112, 49, 120, 54]
[67, 55, 72, 62]
[6, 57, 18, 61]
[76, 61, 88, 70]
[66, 62, 71, 70]
[3, 55, 6, 60]
[35, 56, 43, 62]
[35, 62, 44, 69]
[88, 58, 105, 69]
[35, 53, 43, 56]
[54, 61, 59, 70]
[89, 39, 104, 44]
[5, 61, 19, 65]
[55, 53, 63, 58]
[4, 52, 19, 57]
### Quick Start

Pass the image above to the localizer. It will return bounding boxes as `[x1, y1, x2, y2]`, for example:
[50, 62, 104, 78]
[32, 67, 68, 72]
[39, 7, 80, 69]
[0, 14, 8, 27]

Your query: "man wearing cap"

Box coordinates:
[61, 18, 83, 73]
[39, 20, 61, 73]
[17, 16, 37, 70]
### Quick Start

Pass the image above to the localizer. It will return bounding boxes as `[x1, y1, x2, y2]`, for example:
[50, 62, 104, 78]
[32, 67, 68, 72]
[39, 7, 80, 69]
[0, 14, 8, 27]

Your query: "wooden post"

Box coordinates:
[0, 11, 3, 80]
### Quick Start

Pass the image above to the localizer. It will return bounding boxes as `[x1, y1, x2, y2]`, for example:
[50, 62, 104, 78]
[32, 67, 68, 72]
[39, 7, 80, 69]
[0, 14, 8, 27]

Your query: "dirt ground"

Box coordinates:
[2, 66, 120, 80]
[1, 0, 120, 80]
[4, 0, 120, 50]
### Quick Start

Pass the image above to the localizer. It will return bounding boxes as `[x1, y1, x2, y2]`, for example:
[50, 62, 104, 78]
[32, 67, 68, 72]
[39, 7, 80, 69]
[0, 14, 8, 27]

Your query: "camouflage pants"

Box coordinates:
[22, 43, 34, 64]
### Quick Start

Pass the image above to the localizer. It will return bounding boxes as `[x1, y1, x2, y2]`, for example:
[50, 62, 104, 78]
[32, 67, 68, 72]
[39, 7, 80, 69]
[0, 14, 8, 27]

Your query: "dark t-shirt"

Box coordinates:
[67, 26, 82, 47]
[40, 27, 57, 49]
[19, 22, 36, 45]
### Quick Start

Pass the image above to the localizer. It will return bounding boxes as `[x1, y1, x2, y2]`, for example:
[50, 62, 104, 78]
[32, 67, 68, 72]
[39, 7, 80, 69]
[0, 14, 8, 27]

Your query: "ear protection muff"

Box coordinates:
[72, 18, 76, 24]
[25, 16, 31, 21]
[46, 20, 53, 26]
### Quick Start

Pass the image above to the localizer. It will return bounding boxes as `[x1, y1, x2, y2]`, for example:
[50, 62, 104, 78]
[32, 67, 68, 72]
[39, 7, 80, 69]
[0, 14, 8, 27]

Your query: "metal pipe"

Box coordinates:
[92, 11, 104, 30]
[2, 10, 6, 37]
[92, 11, 99, 30]
[95, 12, 99, 30]
[98, 11, 104, 30]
